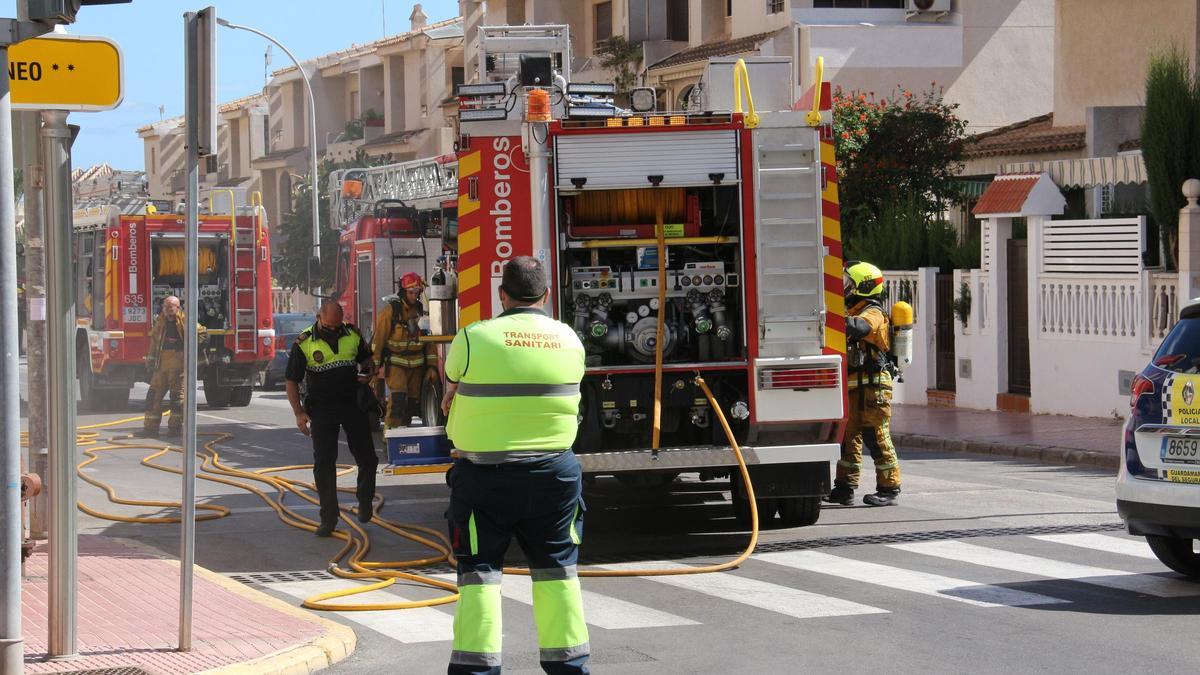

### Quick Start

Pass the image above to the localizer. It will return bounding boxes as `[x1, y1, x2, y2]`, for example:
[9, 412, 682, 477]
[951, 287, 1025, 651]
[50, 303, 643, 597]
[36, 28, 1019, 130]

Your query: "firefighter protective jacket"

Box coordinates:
[371, 299, 437, 370]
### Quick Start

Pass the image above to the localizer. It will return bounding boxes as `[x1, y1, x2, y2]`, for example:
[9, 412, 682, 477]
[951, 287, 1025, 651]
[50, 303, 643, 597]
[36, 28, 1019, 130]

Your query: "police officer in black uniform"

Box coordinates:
[285, 300, 380, 537]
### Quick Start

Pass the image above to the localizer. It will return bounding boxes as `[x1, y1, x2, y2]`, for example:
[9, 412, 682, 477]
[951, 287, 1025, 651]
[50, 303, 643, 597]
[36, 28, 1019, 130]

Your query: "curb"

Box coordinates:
[892, 432, 1120, 471]
[187, 563, 357, 675]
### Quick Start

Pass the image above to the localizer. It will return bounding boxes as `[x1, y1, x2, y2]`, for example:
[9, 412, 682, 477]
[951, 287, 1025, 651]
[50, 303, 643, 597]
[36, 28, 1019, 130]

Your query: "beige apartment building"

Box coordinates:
[958, 0, 1200, 217]
[139, 1, 1060, 237]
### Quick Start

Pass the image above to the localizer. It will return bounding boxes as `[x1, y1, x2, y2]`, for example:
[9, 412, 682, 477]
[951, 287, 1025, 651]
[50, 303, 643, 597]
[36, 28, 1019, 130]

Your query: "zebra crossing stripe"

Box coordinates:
[1030, 533, 1157, 560]
[432, 573, 700, 630]
[890, 541, 1200, 598]
[598, 562, 888, 619]
[271, 580, 454, 643]
[756, 551, 1067, 608]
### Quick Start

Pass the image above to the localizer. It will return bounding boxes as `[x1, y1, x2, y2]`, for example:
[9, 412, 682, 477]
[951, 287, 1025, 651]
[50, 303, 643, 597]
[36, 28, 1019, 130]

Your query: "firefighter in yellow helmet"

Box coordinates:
[370, 271, 438, 428]
[826, 261, 902, 507]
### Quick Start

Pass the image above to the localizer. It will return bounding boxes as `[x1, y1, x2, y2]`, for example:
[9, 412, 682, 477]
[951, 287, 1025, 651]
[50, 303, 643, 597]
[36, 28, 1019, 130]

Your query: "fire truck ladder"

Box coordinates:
[230, 215, 259, 356]
[332, 156, 458, 230]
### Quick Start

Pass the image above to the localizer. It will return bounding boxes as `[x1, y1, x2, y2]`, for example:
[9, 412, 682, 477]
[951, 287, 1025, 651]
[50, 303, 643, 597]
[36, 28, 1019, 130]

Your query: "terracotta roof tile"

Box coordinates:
[973, 174, 1041, 215]
[271, 17, 463, 78]
[1119, 137, 1141, 152]
[963, 113, 1085, 159]
[647, 30, 783, 70]
[361, 128, 424, 148]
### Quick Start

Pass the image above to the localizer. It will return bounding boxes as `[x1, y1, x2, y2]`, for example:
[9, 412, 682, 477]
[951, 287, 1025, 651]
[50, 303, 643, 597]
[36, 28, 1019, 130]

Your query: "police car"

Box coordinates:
[1120, 299, 1200, 577]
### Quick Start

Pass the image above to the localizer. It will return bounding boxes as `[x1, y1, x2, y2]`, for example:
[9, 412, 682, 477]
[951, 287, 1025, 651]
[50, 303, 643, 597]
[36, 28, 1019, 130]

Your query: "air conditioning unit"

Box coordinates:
[907, 0, 950, 13]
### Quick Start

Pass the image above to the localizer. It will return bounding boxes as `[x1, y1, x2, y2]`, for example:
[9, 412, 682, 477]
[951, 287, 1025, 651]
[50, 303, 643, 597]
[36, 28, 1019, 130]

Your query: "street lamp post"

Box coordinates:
[216, 18, 321, 296]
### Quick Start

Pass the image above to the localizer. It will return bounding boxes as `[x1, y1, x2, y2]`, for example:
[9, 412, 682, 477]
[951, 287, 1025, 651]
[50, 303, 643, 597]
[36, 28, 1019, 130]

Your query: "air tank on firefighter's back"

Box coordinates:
[427, 256, 458, 336]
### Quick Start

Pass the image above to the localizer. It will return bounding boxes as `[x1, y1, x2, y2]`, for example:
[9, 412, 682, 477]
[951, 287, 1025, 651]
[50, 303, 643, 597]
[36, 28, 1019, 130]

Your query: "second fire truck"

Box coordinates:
[71, 204, 276, 411]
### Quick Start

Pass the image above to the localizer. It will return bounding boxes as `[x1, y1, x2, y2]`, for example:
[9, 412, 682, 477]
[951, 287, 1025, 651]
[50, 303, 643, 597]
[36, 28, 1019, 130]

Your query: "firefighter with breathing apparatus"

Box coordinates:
[370, 271, 438, 428]
[826, 261, 913, 507]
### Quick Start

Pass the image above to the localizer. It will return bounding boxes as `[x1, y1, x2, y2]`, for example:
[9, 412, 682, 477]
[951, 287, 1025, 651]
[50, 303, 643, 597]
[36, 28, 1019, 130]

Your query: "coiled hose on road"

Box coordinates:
[26, 374, 760, 612]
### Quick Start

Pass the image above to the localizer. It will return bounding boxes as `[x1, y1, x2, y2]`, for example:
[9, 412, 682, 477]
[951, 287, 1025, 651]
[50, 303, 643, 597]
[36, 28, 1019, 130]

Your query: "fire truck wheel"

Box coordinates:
[730, 473, 777, 529]
[229, 386, 253, 407]
[777, 496, 822, 527]
[421, 378, 447, 426]
[204, 381, 231, 408]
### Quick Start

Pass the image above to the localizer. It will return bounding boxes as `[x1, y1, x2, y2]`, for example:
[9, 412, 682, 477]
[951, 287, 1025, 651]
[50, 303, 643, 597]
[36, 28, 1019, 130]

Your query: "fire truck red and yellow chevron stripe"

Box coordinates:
[820, 137, 846, 356]
[456, 149, 483, 328]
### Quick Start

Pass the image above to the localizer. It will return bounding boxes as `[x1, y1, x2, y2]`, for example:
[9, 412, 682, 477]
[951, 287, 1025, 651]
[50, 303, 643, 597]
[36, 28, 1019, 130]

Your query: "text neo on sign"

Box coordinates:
[8, 61, 43, 82]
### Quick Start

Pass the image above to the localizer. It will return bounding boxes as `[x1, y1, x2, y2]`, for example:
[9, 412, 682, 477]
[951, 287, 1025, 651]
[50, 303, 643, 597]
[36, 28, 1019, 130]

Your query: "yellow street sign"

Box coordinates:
[8, 34, 124, 112]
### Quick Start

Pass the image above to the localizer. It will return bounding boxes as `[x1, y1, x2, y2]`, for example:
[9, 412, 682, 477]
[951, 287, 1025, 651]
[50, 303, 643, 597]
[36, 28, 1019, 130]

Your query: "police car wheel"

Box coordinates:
[1147, 535, 1200, 578]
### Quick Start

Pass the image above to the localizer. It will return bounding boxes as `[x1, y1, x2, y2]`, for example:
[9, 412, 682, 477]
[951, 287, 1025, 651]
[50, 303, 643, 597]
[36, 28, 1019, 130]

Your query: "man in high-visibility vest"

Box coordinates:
[370, 272, 438, 427]
[285, 300, 379, 537]
[441, 256, 589, 675]
[826, 261, 902, 507]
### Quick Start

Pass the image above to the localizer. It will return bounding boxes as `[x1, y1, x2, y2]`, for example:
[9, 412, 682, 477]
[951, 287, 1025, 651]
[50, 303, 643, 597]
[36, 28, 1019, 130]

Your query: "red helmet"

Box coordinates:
[400, 272, 426, 290]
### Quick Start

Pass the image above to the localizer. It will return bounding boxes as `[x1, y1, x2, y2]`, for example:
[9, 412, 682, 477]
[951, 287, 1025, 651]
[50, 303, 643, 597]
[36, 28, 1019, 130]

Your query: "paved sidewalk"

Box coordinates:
[892, 404, 1124, 470]
[22, 535, 355, 674]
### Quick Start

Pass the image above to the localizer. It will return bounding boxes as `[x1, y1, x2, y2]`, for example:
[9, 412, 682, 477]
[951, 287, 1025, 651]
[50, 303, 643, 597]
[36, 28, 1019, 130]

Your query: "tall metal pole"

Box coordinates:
[180, 10, 203, 651]
[215, 19, 321, 296]
[19, 111, 48, 541]
[42, 109, 78, 660]
[1, 41, 27, 675]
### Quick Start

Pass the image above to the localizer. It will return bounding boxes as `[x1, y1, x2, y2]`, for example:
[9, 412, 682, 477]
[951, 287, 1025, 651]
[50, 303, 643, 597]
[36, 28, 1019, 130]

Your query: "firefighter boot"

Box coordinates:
[314, 520, 337, 537]
[824, 484, 854, 506]
[863, 488, 900, 507]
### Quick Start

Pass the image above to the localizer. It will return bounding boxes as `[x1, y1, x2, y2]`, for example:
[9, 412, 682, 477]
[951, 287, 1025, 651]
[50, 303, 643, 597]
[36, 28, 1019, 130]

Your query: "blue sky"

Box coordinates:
[57, 0, 460, 170]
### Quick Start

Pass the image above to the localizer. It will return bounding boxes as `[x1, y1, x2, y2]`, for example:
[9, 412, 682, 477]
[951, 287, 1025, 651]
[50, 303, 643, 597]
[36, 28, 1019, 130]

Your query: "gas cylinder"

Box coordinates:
[890, 301, 915, 373]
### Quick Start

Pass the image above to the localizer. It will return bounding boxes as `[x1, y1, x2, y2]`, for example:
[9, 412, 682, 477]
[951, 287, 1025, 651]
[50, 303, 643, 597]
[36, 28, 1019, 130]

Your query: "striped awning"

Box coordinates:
[954, 180, 991, 199]
[1000, 154, 1146, 188]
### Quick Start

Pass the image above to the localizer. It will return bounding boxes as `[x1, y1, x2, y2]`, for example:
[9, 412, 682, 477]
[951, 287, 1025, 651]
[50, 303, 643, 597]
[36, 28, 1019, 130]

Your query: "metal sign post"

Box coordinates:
[180, 6, 216, 652]
[41, 109, 78, 661]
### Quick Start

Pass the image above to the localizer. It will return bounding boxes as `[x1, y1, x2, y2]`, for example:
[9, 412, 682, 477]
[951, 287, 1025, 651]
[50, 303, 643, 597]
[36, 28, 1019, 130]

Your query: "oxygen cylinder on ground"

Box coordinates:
[890, 301, 915, 373]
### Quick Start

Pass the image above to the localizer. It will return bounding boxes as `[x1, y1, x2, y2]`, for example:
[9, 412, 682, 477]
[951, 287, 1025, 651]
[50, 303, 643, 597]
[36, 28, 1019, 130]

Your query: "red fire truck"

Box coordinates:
[71, 205, 276, 411]
[329, 25, 847, 526]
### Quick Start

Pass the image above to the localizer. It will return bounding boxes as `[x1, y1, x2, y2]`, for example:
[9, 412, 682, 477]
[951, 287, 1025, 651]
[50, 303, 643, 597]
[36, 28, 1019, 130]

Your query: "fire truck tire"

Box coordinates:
[731, 473, 776, 529]
[229, 386, 253, 407]
[204, 381, 231, 408]
[777, 496, 822, 527]
[421, 379, 447, 426]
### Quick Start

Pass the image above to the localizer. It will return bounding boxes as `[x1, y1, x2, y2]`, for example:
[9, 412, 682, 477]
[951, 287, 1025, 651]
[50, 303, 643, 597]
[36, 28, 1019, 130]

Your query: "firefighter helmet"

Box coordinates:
[400, 272, 426, 290]
[844, 261, 885, 300]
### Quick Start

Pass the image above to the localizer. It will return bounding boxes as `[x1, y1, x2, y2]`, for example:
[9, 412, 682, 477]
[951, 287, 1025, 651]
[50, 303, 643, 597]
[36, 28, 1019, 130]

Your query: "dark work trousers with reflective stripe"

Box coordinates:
[309, 402, 378, 526]
[447, 451, 589, 675]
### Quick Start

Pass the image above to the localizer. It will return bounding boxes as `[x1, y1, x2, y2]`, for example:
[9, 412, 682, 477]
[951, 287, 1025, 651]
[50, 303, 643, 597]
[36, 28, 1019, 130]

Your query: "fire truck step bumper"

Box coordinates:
[577, 444, 840, 473]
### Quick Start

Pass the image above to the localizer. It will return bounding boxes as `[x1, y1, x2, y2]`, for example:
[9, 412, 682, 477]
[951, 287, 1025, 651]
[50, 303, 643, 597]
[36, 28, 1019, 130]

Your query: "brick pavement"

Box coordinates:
[22, 535, 354, 674]
[891, 404, 1124, 470]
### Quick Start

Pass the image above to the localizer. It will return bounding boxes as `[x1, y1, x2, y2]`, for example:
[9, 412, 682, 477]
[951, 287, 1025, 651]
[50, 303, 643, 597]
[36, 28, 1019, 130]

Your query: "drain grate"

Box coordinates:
[228, 523, 1127, 579]
[578, 522, 1126, 564]
[752, 522, 1126, 554]
[227, 569, 336, 585]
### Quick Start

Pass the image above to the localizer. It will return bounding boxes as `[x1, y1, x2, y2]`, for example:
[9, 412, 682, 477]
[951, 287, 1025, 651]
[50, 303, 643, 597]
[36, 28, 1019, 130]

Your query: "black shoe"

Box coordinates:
[863, 489, 900, 507]
[357, 499, 374, 523]
[314, 521, 337, 537]
[823, 485, 854, 506]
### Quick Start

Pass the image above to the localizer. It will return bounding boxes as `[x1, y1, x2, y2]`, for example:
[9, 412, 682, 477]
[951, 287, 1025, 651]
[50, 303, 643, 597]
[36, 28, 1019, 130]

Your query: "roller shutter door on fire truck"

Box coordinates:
[554, 131, 740, 189]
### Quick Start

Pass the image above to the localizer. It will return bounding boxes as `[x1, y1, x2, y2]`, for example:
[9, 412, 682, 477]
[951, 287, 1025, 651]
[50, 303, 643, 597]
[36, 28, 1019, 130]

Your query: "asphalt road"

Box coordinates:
[34, 381, 1200, 674]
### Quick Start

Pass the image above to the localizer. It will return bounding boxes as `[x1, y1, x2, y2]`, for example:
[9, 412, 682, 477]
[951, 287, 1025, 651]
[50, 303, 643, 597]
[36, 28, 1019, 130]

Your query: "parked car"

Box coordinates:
[261, 312, 315, 389]
[1119, 299, 1200, 577]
